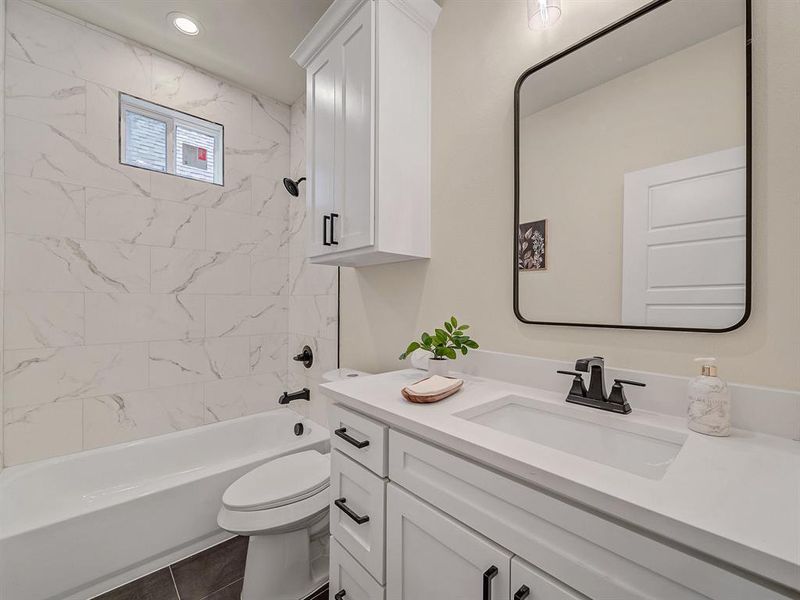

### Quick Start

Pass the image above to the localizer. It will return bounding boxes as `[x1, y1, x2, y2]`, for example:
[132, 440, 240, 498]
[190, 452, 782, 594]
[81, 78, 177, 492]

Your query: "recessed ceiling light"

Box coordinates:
[168, 12, 201, 36]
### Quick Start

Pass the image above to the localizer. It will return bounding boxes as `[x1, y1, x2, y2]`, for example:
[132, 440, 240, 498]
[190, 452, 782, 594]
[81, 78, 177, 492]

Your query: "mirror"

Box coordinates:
[514, 0, 750, 331]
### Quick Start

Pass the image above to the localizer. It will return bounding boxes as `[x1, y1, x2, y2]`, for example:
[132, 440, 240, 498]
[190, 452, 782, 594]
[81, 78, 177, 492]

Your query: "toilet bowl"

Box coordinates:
[218, 450, 330, 600]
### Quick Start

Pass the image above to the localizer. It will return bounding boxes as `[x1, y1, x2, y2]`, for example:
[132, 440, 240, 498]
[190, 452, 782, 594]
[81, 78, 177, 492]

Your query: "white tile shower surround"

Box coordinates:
[1, 0, 338, 466]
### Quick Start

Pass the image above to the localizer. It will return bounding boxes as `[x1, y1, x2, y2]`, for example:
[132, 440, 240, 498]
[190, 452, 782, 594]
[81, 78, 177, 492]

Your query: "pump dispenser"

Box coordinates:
[687, 357, 731, 436]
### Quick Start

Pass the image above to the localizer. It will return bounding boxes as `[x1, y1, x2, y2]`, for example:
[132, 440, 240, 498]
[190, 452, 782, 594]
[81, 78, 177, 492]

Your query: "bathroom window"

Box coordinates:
[119, 93, 223, 185]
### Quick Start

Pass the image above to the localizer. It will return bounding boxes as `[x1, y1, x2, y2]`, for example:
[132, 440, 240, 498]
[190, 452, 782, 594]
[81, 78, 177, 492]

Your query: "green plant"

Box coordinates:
[399, 316, 479, 361]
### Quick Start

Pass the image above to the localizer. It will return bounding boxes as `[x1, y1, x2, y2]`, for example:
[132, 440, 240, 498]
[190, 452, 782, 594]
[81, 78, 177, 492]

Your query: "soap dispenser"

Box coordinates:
[687, 358, 731, 436]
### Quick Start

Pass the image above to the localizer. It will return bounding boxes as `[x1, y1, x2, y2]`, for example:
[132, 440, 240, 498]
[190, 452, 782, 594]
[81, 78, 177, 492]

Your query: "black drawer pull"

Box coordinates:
[334, 497, 370, 524]
[514, 585, 531, 600]
[330, 212, 339, 245]
[335, 427, 370, 449]
[483, 566, 498, 600]
[334, 591, 346, 600]
[323, 215, 331, 246]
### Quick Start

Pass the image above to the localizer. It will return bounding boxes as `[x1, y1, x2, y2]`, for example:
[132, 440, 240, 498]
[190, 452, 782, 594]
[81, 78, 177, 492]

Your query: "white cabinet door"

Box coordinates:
[306, 44, 338, 257]
[386, 483, 511, 600]
[332, 0, 374, 252]
[511, 556, 587, 600]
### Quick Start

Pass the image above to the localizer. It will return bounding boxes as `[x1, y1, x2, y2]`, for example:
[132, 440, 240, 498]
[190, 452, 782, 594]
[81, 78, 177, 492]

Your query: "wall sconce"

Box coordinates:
[528, 0, 562, 29]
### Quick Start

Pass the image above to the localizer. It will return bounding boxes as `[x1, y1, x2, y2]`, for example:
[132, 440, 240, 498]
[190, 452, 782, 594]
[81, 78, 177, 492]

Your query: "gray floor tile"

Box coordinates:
[170, 536, 248, 600]
[91, 568, 178, 600]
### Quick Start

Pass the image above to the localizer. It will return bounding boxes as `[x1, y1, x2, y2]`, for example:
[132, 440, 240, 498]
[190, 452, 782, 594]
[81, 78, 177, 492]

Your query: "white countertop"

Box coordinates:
[322, 369, 800, 591]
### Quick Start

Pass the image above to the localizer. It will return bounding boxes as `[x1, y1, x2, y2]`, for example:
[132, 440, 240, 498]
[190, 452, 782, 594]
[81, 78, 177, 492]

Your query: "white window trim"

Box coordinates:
[119, 93, 224, 186]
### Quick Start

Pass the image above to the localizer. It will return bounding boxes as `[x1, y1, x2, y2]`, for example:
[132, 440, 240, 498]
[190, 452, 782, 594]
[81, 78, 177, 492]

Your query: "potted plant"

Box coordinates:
[399, 317, 479, 376]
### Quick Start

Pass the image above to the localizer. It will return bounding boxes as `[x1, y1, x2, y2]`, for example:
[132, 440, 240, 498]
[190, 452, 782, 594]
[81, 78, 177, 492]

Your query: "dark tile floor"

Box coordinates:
[92, 536, 328, 600]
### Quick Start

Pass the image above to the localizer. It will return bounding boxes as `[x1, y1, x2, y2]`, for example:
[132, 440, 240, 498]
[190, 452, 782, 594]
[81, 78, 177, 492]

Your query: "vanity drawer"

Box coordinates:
[330, 404, 388, 477]
[330, 537, 385, 600]
[331, 450, 387, 583]
[388, 430, 785, 600]
[511, 556, 587, 600]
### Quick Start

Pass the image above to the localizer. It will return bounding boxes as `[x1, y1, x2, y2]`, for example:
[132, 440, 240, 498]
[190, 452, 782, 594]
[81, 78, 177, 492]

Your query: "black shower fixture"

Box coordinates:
[283, 177, 306, 197]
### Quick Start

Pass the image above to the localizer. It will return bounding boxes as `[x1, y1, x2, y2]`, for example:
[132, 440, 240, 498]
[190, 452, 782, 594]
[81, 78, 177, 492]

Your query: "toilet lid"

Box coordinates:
[223, 450, 330, 512]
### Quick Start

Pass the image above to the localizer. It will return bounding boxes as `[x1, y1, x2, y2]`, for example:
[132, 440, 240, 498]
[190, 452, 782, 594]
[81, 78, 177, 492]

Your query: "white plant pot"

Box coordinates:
[427, 358, 449, 377]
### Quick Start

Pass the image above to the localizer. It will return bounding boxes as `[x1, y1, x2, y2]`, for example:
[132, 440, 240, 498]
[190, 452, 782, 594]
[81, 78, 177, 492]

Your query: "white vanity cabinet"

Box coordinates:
[292, 0, 440, 267]
[386, 483, 513, 600]
[326, 404, 795, 600]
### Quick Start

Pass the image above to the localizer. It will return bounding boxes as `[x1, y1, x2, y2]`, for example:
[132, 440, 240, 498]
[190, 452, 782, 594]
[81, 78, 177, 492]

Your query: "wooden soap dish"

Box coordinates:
[401, 376, 463, 404]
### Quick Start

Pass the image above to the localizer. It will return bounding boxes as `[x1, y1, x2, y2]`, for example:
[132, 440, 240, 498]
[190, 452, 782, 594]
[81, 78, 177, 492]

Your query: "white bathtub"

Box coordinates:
[0, 409, 329, 600]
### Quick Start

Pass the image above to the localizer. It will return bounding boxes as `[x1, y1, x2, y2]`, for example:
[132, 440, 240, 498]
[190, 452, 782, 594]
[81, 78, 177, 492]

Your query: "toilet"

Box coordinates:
[218, 450, 331, 600]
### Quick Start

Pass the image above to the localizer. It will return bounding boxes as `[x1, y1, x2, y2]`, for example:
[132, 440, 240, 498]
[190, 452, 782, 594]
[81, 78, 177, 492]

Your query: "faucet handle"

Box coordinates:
[556, 370, 587, 398]
[607, 378, 644, 414]
[614, 378, 645, 388]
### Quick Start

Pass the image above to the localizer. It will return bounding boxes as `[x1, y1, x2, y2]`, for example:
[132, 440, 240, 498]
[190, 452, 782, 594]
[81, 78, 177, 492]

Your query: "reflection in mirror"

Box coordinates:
[515, 0, 749, 331]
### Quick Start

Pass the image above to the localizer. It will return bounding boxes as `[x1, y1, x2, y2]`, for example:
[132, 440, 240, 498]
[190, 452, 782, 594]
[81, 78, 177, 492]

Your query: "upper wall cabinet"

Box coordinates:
[292, 0, 440, 267]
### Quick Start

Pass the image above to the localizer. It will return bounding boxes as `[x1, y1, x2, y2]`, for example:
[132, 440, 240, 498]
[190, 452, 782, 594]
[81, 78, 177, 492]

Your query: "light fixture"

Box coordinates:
[168, 12, 201, 36]
[528, 0, 562, 30]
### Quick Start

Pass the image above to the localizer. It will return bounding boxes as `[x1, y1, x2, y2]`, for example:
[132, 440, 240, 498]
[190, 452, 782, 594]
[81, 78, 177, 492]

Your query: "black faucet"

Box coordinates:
[557, 357, 644, 415]
[279, 388, 310, 405]
[575, 356, 607, 402]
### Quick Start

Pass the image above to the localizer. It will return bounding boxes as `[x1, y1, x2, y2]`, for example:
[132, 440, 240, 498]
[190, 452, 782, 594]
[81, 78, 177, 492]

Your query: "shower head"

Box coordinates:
[283, 177, 306, 197]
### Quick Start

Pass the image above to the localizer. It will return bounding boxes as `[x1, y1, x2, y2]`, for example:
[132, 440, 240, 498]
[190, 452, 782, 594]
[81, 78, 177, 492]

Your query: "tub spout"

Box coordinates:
[279, 388, 310, 404]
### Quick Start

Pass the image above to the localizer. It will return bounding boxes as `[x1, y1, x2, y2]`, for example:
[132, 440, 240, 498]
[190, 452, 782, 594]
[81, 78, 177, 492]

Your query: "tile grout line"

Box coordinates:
[196, 577, 244, 600]
[168, 565, 182, 600]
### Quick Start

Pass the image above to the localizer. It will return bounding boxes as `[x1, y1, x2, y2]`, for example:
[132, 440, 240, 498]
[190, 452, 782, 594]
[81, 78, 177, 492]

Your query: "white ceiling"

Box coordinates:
[38, 0, 333, 105]
[519, 0, 746, 118]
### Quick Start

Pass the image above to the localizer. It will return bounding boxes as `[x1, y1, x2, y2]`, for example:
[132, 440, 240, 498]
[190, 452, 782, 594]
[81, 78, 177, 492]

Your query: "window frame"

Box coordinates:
[119, 93, 224, 186]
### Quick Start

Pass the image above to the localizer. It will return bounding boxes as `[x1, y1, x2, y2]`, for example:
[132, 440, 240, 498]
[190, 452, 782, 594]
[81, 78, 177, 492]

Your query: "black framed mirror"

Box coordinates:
[514, 0, 751, 332]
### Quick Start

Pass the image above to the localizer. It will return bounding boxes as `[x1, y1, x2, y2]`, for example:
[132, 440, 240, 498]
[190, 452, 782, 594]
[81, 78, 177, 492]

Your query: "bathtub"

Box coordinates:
[0, 409, 329, 600]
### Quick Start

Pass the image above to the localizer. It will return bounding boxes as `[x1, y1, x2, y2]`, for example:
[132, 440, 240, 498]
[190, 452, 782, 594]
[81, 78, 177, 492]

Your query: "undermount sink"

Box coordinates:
[456, 395, 686, 480]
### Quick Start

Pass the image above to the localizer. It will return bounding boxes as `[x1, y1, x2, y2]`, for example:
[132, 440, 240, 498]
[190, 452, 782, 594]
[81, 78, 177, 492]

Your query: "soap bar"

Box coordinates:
[406, 375, 463, 396]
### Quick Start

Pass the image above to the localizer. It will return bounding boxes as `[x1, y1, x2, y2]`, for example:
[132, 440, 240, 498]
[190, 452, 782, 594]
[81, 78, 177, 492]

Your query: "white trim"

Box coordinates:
[291, 0, 440, 68]
[291, 0, 367, 68]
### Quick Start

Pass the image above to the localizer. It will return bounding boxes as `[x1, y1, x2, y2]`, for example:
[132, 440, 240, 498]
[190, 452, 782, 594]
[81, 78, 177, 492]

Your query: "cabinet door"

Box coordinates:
[386, 484, 511, 600]
[333, 0, 374, 252]
[511, 557, 588, 600]
[306, 43, 338, 257]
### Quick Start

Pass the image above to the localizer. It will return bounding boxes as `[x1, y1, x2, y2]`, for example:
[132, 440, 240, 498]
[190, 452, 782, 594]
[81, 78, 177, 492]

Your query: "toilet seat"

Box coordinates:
[223, 450, 330, 512]
[218, 450, 331, 536]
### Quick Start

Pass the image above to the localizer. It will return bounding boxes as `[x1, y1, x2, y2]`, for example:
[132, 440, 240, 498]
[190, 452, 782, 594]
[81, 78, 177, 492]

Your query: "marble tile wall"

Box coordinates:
[1, 0, 336, 465]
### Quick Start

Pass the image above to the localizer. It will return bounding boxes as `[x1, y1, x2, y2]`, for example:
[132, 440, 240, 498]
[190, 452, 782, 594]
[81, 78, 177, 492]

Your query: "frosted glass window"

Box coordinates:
[176, 125, 217, 184]
[124, 112, 167, 172]
[120, 94, 223, 185]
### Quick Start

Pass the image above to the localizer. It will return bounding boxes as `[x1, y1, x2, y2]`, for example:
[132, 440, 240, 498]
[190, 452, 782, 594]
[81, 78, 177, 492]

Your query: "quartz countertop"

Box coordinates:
[321, 369, 800, 592]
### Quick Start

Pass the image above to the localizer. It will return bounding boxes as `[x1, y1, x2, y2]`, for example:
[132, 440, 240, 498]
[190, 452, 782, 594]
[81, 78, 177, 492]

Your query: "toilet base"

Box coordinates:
[241, 524, 329, 600]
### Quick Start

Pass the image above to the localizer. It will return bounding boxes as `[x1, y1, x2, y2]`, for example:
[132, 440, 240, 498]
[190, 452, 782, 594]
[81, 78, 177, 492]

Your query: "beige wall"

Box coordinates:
[518, 26, 745, 323]
[340, 0, 800, 391]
